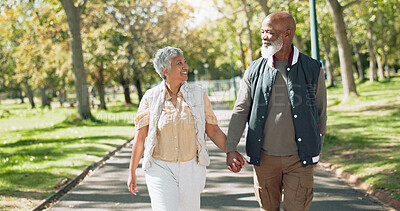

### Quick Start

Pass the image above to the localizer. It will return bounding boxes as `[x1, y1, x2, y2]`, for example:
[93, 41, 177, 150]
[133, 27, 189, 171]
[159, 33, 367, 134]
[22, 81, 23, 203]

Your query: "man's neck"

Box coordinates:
[274, 45, 292, 61]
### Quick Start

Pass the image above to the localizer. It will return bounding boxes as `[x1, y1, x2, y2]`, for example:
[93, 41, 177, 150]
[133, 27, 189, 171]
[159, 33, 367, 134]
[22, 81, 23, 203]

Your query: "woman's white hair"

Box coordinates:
[153, 46, 183, 80]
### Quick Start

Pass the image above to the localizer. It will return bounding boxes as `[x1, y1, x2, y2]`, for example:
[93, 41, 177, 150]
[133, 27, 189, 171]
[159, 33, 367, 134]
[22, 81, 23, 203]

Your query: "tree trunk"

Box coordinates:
[123, 83, 132, 105]
[40, 87, 51, 108]
[325, 55, 335, 87]
[125, 43, 140, 104]
[353, 42, 365, 81]
[376, 54, 384, 80]
[95, 83, 107, 110]
[347, 28, 364, 82]
[18, 88, 24, 104]
[133, 78, 143, 102]
[380, 13, 390, 82]
[242, 0, 253, 62]
[322, 39, 335, 87]
[58, 79, 67, 107]
[238, 30, 247, 71]
[384, 54, 390, 81]
[326, 0, 358, 100]
[95, 62, 107, 110]
[60, 0, 92, 119]
[119, 74, 132, 105]
[255, 0, 270, 16]
[367, 24, 377, 82]
[24, 82, 35, 108]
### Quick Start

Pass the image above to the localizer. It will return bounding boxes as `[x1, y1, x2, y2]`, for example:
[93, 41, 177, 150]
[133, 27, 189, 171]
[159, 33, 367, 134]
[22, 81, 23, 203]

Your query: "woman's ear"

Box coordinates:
[161, 68, 168, 76]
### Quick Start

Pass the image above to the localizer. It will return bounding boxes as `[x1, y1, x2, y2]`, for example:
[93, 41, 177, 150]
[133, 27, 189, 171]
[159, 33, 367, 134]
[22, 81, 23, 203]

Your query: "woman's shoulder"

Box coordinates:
[178, 82, 203, 95]
[184, 82, 203, 91]
[144, 82, 164, 97]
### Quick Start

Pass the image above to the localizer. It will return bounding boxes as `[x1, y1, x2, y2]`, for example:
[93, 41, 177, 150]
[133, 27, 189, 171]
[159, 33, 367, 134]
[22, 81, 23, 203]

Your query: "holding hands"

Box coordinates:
[226, 151, 246, 173]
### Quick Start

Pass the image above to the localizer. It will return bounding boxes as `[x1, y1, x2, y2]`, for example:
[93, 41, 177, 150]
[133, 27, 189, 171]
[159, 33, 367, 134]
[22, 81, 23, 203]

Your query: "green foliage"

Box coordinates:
[1, 0, 400, 99]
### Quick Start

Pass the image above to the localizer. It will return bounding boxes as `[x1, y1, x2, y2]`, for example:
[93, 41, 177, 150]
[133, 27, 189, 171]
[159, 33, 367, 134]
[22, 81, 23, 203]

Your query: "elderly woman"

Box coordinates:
[127, 46, 227, 211]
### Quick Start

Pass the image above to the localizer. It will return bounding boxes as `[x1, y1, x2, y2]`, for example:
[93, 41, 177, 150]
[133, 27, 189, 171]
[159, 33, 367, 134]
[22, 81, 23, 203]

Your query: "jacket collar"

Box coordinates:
[266, 45, 299, 69]
[159, 80, 187, 98]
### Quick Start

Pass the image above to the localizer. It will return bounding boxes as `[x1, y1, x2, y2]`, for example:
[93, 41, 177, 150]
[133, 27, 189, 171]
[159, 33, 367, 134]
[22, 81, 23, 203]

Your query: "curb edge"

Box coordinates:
[319, 160, 400, 210]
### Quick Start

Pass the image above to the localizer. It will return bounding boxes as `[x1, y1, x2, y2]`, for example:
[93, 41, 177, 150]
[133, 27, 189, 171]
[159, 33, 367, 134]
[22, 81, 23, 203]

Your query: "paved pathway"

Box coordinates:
[48, 108, 393, 211]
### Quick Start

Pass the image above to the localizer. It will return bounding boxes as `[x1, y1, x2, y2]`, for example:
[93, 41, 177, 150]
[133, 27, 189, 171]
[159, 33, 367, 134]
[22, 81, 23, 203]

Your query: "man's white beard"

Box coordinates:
[261, 35, 283, 59]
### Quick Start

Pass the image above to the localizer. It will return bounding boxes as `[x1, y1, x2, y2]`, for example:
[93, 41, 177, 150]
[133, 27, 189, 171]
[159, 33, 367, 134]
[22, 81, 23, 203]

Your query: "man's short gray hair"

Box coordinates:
[153, 46, 183, 80]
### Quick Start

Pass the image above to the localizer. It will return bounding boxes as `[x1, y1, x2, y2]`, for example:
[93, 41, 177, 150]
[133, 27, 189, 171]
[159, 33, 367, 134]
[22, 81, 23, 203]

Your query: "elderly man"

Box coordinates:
[226, 12, 327, 211]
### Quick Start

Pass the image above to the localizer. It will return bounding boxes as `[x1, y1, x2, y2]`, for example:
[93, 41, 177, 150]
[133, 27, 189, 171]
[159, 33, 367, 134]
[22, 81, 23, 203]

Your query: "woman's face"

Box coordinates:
[163, 55, 189, 83]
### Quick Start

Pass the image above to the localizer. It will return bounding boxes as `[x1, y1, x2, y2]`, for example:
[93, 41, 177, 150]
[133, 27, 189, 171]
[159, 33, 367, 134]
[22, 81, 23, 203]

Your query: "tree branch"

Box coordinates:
[343, 0, 363, 9]
[78, 0, 88, 9]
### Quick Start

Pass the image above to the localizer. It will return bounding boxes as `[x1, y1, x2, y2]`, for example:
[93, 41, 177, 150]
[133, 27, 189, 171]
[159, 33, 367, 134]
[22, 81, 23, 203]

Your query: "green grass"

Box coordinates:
[0, 100, 138, 210]
[323, 76, 400, 200]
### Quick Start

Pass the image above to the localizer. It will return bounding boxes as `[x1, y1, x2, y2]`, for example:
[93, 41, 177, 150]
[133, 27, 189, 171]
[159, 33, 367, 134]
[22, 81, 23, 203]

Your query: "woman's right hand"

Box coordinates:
[127, 174, 138, 195]
[127, 125, 148, 196]
[226, 151, 246, 173]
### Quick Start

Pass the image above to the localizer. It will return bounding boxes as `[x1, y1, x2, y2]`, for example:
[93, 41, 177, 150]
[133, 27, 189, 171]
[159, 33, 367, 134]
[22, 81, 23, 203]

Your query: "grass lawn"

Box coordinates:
[0, 100, 138, 210]
[323, 75, 400, 200]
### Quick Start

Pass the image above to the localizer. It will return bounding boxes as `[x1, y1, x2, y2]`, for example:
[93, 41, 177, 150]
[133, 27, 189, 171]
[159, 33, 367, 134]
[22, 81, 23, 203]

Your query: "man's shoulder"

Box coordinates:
[297, 52, 321, 80]
[248, 57, 267, 68]
[247, 57, 268, 77]
[298, 52, 320, 67]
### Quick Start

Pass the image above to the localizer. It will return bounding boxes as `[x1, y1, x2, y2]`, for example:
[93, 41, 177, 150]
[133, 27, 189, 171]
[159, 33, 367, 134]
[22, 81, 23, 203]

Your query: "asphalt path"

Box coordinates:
[48, 108, 393, 211]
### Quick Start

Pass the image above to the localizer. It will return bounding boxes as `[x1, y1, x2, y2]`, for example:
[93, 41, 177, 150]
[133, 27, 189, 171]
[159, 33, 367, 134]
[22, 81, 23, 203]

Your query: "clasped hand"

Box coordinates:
[226, 151, 246, 173]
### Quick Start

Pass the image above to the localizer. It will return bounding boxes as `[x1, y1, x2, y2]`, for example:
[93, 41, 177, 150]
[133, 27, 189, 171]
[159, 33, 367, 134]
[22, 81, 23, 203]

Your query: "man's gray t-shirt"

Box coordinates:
[262, 60, 298, 156]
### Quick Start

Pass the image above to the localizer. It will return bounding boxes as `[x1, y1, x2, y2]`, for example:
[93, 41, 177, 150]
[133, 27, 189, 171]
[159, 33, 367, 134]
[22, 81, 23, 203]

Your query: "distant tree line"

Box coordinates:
[0, 0, 399, 118]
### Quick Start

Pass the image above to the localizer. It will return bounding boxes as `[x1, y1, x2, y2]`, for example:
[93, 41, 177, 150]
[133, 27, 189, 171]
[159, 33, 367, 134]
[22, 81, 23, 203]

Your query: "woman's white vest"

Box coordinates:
[141, 81, 210, 171]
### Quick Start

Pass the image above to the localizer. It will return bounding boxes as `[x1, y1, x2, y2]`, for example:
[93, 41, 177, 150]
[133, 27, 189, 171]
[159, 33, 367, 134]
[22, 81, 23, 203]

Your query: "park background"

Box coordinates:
[0, 0, 399, 210]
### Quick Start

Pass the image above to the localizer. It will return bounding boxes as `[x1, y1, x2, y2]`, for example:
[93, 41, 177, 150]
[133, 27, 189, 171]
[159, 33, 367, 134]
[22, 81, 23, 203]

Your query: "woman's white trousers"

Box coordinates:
[145, 157, 206, 211]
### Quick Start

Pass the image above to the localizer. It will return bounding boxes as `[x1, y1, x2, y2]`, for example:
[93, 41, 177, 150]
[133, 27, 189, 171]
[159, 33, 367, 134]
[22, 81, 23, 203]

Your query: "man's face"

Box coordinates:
[260, 21, 283, 58]
[261, 20, 282, 46]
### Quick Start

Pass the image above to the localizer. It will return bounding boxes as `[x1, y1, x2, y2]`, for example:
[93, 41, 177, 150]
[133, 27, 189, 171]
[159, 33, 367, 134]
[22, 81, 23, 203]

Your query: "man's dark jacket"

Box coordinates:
[246, 48, 322, 167]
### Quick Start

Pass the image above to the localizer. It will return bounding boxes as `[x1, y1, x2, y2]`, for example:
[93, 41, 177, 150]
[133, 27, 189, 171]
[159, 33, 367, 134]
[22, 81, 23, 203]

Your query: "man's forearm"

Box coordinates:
[227, 69, 252, 152]
[226, 112, 248, 152]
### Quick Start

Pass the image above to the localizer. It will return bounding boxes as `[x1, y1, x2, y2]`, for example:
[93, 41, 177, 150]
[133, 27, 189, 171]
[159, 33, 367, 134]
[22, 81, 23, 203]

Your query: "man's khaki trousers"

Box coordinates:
[253, 153, 314, 211]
